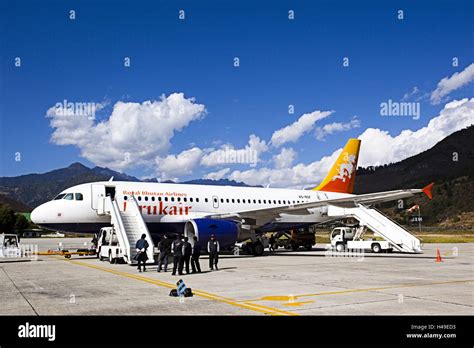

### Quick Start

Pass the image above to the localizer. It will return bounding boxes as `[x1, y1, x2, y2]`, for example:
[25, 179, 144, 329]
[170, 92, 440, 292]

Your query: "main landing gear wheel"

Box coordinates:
[252, 242, 264, 256]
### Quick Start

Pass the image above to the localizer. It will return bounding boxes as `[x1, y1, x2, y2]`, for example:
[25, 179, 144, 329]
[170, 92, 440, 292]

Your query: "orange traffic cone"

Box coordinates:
[435, 248, 443, 262]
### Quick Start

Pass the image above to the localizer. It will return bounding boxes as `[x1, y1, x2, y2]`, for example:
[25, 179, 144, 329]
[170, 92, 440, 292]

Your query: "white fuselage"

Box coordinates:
[31, 181, 351, 235]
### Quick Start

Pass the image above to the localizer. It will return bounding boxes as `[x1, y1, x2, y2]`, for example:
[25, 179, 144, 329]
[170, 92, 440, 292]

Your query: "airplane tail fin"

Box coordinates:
[313, 138, 361, 194]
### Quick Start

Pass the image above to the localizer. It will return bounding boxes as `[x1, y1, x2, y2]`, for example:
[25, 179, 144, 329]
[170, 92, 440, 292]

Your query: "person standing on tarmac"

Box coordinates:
[171, 235, 184, 276]
[269, 234, 276, 252]
[191, 236, 202, 273]
[207, 234, 220, 271]
[181, 237, 192, 274]
[157, 234, 172, 272]
[135, 234, 149, 272]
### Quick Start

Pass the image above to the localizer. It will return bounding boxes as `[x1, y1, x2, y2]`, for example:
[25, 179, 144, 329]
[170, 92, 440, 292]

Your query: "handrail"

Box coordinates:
[354, 204, 421, 252]
[127, 195, 154, 261]
[108, 196, 131, 261]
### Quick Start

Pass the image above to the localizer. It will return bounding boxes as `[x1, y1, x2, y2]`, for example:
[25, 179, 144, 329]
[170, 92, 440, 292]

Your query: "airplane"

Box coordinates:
[31, 138, 434, 255]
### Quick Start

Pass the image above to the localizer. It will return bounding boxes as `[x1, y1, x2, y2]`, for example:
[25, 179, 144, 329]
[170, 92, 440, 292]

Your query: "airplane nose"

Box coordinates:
[31, 204, 45, 224]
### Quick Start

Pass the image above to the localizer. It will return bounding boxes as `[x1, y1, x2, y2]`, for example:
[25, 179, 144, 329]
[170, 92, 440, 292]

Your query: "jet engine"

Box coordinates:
[184, 219, 239, 248]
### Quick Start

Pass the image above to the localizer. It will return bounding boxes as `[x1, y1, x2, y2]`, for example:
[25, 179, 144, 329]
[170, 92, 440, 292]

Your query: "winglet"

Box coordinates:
[422, 182, 434, 200]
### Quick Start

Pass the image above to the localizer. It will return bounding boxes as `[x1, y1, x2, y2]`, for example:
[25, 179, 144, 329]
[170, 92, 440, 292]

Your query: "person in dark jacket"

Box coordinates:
[269, 234, 276, 252]
[207, 234, 220, 271]
[191, 236, 201, 273]
[135, 234, 149, 272]
[157, 234, 172, 272]
[171, 235, 183, 276]
[181, 237, 192, 274]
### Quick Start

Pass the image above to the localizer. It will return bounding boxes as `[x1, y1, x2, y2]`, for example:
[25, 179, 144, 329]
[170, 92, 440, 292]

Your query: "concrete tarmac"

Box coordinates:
[0, 238, 472, 315]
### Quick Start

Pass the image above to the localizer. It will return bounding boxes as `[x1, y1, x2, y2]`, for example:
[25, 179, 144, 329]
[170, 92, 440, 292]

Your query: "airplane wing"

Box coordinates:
[206, 183, 434, 225]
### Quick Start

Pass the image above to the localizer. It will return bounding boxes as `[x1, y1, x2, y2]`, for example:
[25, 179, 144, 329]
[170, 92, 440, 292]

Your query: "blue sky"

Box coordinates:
[1, 0, 473, 187]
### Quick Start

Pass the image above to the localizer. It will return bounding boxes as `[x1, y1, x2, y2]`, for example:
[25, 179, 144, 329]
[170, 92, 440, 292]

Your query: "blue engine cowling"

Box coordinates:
[184, 219, 239, 249]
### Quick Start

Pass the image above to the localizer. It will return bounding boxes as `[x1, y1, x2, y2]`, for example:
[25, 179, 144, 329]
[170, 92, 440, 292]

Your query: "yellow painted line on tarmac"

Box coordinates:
[244, 279, 474, 303]
[56, 257, 297, 316]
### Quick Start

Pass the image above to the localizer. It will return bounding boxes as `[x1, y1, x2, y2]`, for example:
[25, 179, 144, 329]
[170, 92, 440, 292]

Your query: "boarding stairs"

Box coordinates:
[104, 195, 155, 264]
[328, 203, 422, 253]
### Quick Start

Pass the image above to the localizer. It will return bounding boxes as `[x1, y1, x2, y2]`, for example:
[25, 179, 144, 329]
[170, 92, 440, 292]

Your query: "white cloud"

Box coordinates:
[358, 98, 474, 167]
[273, 147, 297, 169]
[402, 86, 420, 101]
[47, 93, 206, 170]
[315, 116, 361, 141]
[203, 168, 231, 180]
[270, 110, 332, 147]
[229, 150, 340, 188]
[229, 98, 474, 188]
[201, 134, 268, 167]
[431, 63, 474, 104]
[155, 147, 204, 181]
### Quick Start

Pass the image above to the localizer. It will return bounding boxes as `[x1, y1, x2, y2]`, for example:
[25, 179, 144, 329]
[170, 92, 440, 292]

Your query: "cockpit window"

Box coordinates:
[54, 193, 66, 200]
[75, 193, 83, 201]
[64, 193, 74, 200]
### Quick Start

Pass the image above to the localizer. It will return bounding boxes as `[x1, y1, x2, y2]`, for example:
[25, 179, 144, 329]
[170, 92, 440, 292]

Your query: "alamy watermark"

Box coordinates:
[53, 99, 103, 120]
[214, 147, 258, 167]
[380, 99, 420, 120]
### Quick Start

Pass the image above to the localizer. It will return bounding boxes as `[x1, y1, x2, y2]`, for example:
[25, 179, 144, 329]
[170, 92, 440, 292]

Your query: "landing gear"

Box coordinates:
[252, 242, 264, 256]
[242, 241, 265, 256]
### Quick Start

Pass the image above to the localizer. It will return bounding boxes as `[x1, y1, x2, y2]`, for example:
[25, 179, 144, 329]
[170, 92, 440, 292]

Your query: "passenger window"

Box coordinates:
[196, 198, 199, 202]
[190, 198, 193, 202]
[145, 196, 148, 201]
[138, 196, 142, 201]
[214, 198, 218, 203]
[258, 200, 261, 204]
[237, 199, 240, 203]
[171, 197, 175, 202]
[226, 198, 229, 203]
[242, 199, 246, 203]
[220, 198, 224, 203]
[232, 199, 235, 203]
[165, 197, 169, 202]
[75, 193, 83, 201]
[177, 197, 181, 202]
[263, 200, 266, 204]
[158, 197, 162, 201]
[64, 193, 74, 200]
[184, 197, 187, 202]
[205, 198, 209, 203]
[124, 196, 128, 201]
[253, 199, 256, 204]
[278, 200, 281, 204]
[151, 196, 155, 201]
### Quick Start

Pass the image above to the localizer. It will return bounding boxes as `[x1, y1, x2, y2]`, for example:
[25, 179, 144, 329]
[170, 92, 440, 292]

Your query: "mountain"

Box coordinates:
[0, 163, 140, 209]
[0, 163, 258, 210]
[354, 126, 474, 224]
[1, 126, 472, 224]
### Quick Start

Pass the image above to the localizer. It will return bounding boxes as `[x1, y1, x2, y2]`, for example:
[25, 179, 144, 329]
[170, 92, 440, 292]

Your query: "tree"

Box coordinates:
[0, 204, 16, 233]
[14, 214, 29, 232]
